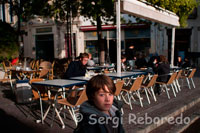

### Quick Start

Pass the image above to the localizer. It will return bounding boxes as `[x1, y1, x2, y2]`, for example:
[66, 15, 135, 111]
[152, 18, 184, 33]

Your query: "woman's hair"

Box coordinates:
[86, 75, 116, 100]
[159, 55, 168, 64]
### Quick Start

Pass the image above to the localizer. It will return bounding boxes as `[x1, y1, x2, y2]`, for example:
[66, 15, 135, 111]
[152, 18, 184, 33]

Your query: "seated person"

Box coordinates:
[182, 57, 191, 68]
[87, 53, 95, 66]
[74, 75, 124, 133]
[63, 53, 89, 79]
[135, 53, 147, 69]
[176, 56, 183, 67]
[154, 55, 170, 95]
[11, 57, 19, 66]
[121, 55, 127, 71]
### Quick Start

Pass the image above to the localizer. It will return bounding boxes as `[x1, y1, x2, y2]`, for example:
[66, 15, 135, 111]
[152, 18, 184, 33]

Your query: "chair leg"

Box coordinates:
[150, 86, 157, 102]
[36, 98, 44, 124]
[176, 79, 181, 91]
[173, 81, 178, 93]
[127, 92, 133, 110]
[144, 88, 150, 104]
[190, 78, 196, 88]
[170, 84, 176, 97]
[70, 107, 78, 126]
[136, 90, 143, 107]
[186, 78, 191, 89]
[164, 84, 170, 99]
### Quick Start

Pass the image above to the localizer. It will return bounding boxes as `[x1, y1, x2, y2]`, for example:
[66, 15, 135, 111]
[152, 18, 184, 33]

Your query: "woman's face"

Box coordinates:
[178, 57, 182, 62]
[93, 86, 114, 115]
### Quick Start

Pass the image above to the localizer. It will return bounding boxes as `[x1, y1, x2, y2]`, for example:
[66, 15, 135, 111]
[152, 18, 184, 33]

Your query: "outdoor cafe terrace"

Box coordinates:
[0, 59, 200, 132]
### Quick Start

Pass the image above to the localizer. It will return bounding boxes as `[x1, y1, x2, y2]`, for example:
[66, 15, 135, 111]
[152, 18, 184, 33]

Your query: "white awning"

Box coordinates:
[116, 0, 179, 73]
[121, 0, 180, 27]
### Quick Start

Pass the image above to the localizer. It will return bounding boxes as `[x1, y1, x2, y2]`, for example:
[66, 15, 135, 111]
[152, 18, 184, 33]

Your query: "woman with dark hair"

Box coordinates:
[176, 56, 183, 67]
[74, 75, 124, 133]
[154, 55, 170, 95]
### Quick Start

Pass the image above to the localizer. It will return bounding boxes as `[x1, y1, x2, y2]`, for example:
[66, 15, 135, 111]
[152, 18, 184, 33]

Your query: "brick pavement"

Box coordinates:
[0, 70, 200, 133]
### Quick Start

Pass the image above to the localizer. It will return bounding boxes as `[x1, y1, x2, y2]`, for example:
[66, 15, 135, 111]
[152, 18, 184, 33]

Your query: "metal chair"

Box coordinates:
[141, 74, 158, 104]
[51, 87, 87, 128]
[29, 78, 52, 124]
[180, 68, 196, 89]
[121, 76, 144, 109]
[156, 72, 177, 99]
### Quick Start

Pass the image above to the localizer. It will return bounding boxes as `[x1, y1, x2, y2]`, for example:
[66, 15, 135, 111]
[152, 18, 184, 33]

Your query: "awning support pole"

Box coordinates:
[170, 27, 175, 66]
[116, 0, 121, 73]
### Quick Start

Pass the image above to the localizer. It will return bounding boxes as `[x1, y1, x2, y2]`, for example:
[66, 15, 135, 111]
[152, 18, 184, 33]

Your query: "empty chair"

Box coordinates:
[121, 76, 144, 109]
[174, 69, 183, 92]
[180, 68, 196, 89]
[51, 87, 87, 128]
[114, 80, 125, 114]
[141, 74, 158, 104]
[29, 78, 51, 124]
[39, 61, 54, 80]
[156, 72, 177, 99]
[114, 80, 124, 100]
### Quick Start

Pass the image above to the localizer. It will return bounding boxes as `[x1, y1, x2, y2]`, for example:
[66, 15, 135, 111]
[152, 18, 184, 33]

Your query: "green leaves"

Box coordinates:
[0, 21, 19, 59]
[80, 0, 115, 24]
[146, 0, 198, 27]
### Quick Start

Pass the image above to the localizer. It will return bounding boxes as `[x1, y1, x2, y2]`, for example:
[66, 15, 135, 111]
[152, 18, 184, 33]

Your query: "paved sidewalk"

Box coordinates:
[0, 70, 200, 133]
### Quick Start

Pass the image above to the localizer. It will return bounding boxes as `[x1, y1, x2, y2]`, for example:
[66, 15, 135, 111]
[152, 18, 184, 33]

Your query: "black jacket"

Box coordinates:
[74, 101, 125, 133]
[155, 62, 170, 82]
[63, 61, 87, 79]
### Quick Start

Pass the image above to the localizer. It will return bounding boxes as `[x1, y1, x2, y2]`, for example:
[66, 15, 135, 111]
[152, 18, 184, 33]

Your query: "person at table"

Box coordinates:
[182, 57, 191, 68]
[121, 55, 127, 71]
[135, 53, 147, 69]
[74, 75, 124, 133]
[154, 55, 170, 95]
[87, 53, 95, 66]
[63, 53, 89, 79]
[176, 56, 183, 67]
[11, 57, 19, 66]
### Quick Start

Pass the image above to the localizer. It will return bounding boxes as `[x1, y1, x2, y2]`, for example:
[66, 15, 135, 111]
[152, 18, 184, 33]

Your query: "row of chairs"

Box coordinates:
[19, 68, 196, 129]
[113, 68, 196, 110]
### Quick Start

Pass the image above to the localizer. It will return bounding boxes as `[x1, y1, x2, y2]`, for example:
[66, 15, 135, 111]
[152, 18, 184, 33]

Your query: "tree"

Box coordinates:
[0, 21, 19, 60]
[145, 0, 198, 27]
[80, 0, 115, 65]
[48, 0, 80, 59]
[11, 0, 50, 40]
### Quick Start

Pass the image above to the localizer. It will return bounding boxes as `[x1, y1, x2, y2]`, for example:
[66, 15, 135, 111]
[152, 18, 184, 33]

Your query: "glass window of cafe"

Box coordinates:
[84, 31, 109, 64]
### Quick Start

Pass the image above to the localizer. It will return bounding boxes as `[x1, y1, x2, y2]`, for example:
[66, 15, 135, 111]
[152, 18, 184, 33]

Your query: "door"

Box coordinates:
[35, 34, 54, 60]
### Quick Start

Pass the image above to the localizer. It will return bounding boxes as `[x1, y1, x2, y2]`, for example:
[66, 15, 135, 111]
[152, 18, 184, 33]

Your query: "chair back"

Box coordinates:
[39, 69, 49, 79]
[130, 76, 144, 91]
[146, 74, 158, 88]
[187, 68, 196, 78]
[114, 80, 124, 96]
[29, 78, 46, 99]
[167, 72, 177, 84]
[39, 61, 52, 69]
[175, 70, 183, 80]
[29, 60, 36, 70]
[74, 89, 88, 106]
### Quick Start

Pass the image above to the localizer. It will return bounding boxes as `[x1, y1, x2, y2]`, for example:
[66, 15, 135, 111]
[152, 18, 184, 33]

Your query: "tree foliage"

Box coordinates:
[80, 0, 115, 24]
[48, 0, 80, 22]
[0, 21, 19, 59]
[11, 0, 51, 22]
[145, 0, 199, 27]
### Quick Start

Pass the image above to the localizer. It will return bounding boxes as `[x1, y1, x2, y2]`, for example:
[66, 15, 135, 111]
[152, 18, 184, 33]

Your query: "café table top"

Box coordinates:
[31, 79, 86, 88]
[70, 76, 92, 81]
[87, 65, 115, 70]
[70, 74, 115, 81]
[105, 71, 146, 79]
